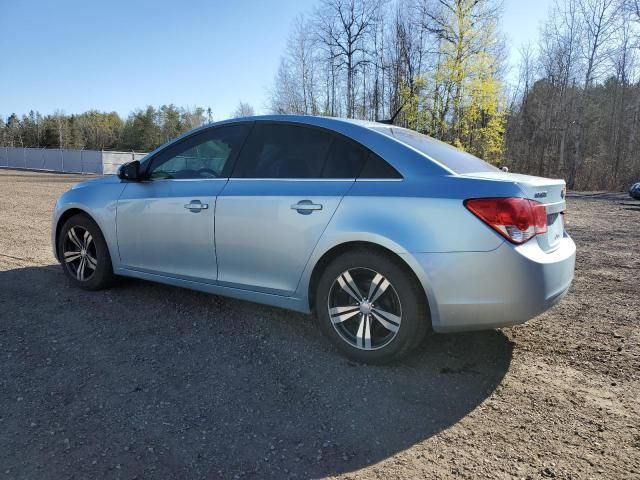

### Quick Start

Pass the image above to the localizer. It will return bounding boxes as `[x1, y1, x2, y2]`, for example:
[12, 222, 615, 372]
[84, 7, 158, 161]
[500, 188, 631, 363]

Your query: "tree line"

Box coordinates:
[2, 0, 639, 190]
[0, 100, 256, 153]
[269, 0, 640, 190]
[0, 105, 212, 153]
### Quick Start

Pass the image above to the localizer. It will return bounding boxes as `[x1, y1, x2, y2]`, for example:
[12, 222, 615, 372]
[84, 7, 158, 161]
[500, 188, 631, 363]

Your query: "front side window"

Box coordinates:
[233, 123, 333, 178]
[148, 125, 249, 180]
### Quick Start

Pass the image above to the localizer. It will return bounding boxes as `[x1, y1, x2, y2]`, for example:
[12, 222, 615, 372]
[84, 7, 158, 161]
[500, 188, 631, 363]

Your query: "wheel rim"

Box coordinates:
[62, 226, 97, 281]
[327, 267, 402, 351]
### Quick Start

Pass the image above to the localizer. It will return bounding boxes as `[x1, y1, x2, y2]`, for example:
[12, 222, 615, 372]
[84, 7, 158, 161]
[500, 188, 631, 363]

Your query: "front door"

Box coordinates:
[116, 124, 250, 283]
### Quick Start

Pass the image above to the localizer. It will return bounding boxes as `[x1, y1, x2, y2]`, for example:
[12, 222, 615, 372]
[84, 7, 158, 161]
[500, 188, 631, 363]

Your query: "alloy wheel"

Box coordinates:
[327, 267, 402, 351]
[63, 226, 98, 281]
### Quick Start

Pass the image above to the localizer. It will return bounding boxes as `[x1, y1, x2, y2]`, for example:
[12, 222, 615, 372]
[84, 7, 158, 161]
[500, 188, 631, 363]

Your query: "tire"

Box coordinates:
[57, 213, 114, 290]
[315, 248, 430, 364]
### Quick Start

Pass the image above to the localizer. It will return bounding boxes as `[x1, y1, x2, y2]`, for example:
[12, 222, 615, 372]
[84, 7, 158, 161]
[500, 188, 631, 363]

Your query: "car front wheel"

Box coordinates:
[315, 249, 430, 364]
[58, 213, 114, 290]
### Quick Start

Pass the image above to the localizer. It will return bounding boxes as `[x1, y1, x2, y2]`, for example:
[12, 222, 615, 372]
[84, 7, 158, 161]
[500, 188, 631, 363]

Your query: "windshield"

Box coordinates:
[371, 126, 499, 174]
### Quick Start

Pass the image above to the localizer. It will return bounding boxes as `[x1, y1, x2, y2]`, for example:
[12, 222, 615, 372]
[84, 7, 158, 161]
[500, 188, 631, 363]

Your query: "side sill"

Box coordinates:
[114, 267, 312, 314]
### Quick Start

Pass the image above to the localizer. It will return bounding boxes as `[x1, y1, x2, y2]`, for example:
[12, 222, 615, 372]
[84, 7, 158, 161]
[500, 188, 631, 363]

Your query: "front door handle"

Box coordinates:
[184, 200, 209, 212]
[291, 200, 323, 215]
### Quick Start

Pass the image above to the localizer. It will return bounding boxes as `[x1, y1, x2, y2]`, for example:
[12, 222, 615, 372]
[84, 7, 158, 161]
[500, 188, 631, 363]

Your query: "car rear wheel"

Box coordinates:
[315, 249, 430, 364]
[58, 214, 114, 290]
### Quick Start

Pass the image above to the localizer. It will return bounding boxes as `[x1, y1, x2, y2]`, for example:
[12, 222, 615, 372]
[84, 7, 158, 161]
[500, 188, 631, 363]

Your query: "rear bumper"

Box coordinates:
[406, 235, 576, 332]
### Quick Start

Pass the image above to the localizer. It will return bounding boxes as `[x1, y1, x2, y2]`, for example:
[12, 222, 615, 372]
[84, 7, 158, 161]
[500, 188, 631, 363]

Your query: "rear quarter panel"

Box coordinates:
[295, 173, 526, 311]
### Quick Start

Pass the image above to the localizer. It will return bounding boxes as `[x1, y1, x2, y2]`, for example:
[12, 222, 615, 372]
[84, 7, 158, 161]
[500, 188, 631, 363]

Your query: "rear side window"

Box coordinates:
[371, 126, 499, 174]
[359, 152, 402, 179]
[233, 123, 332, 178]
[321, 136, 368, 178]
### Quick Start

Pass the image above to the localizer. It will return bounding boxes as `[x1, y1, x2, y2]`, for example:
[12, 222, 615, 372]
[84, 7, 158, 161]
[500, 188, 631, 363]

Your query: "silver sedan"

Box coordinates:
[52, 116, 576, 363]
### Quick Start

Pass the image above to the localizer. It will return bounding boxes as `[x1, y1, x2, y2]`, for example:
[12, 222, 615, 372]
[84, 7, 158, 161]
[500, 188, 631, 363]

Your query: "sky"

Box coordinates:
[0, 0, 554, 120]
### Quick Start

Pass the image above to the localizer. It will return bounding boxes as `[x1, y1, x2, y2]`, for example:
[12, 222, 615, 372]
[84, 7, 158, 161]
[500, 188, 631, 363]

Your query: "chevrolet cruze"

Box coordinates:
[52, 116, 576, 363]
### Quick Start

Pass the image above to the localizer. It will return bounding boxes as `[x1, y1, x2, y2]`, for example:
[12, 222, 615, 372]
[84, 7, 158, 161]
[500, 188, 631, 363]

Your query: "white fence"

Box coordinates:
[103, 150, 148, 175]
[0, 147, 147, 175]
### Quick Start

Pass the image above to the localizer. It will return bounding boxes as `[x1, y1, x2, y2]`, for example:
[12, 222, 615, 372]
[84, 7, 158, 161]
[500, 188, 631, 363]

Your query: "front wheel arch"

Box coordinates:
[55, 208, 95, 261]
[57, 212, 115, 290]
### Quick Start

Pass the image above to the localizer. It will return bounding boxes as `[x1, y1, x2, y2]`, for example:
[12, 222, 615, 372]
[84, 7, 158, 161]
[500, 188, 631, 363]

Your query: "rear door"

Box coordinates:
[116, 124, 250, 282]
[215, 122, 368, 296]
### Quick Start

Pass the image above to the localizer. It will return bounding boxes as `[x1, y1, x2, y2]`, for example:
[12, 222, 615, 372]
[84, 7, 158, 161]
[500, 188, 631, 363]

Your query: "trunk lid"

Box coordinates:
[461, 171, 567, 252]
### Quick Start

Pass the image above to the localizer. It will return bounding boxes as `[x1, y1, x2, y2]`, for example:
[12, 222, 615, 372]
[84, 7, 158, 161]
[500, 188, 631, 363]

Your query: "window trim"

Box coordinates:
[142, 177, 230, 183]
[355, 177, 404, 182]
[227, 177, 357, 182]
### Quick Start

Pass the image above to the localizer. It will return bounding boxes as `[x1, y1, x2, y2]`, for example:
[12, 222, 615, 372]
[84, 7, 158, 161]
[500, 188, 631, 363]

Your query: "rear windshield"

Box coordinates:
[371, 126, 499, 174]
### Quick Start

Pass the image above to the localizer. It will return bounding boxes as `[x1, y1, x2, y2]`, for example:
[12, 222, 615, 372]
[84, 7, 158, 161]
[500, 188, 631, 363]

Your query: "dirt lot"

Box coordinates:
[0, 169, 638, 479]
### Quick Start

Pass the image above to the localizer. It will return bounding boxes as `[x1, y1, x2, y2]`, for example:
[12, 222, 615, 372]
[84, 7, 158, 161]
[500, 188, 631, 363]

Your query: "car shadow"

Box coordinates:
[0, 265, 513, 479]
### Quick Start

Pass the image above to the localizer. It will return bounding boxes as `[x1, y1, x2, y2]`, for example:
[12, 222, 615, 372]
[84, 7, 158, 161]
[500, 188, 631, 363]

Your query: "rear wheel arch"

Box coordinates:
[308, 241, 432, 325]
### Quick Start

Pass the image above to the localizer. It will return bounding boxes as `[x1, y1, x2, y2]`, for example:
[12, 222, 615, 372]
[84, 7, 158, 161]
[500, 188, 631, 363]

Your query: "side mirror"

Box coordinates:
[118, 160, 141, 181]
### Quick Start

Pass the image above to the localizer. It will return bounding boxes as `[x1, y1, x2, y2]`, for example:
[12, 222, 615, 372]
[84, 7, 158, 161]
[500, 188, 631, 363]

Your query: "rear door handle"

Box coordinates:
[184, 200, 209, 212]
[291, 200, 323, 215]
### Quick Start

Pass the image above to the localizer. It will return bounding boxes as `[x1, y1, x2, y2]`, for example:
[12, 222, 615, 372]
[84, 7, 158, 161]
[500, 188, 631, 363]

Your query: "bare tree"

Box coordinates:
[231, 101, 255, 118]
[315, 0, 381, 118]
[517, 43, 537, 102]
[270, 16, 320, 115]
[578, 0, 620, 88]
[570, 0, 620, 187]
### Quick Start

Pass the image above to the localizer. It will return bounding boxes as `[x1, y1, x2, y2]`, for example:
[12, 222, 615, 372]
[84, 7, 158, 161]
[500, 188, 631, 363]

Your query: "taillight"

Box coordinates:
[464, 197, 548, 244]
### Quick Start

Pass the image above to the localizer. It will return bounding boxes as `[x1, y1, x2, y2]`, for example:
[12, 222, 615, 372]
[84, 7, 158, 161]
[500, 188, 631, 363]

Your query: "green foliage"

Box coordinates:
[399, 77, 430, 133]
[425, 1, 505, 163]
[455, 51, 506, 164]
[371, 0, 507, 163]
[122, 106, 162, 151]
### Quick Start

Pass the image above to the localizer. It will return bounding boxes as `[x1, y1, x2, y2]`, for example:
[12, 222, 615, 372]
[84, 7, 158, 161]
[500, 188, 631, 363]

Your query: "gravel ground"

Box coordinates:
[0, 169, 638, 480]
